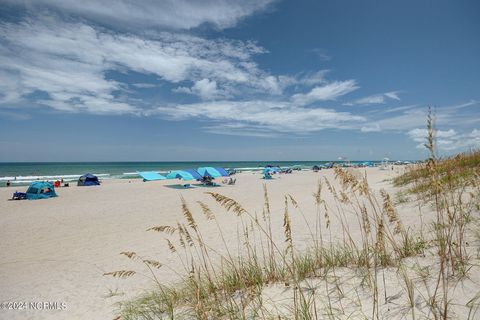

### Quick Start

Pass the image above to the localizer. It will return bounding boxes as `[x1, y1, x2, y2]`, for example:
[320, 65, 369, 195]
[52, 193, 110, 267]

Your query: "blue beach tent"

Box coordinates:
[26, 181, 57, 200]
[198, 167, 222, 178]
[138, 171, 166, 181]
[77, 173, 100, 186]
[214, 167, 230, 177]
[263, 172, 273, 180]
[167, 170, 197, 181]
[184, 169, 203, 180]
[262, 168, 276, 180]
[262, 168, 278, 174]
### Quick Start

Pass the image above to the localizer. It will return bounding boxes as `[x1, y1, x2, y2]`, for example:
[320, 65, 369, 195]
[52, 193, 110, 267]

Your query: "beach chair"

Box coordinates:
[12, 192, 27, 200]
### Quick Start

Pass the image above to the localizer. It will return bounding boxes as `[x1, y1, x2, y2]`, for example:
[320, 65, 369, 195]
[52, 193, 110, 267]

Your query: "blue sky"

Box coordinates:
[0, 0, 479, 161]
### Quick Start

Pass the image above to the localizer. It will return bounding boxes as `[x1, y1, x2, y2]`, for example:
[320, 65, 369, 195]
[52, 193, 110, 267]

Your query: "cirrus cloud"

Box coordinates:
[291, 80, 358, 106]
[152, 100, 366, 136]
[4, 0, 275, 30]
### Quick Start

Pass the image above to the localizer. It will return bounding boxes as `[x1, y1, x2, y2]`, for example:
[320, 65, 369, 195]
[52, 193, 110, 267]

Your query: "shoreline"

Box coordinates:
[0, 161, 414, 188]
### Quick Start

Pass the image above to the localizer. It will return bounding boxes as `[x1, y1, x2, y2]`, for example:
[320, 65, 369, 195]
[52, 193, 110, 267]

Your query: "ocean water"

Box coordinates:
[0, 161, 382, 187]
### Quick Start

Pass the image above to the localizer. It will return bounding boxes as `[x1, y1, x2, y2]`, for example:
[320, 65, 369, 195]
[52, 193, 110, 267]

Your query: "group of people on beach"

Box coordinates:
[5, 177, 67, 188]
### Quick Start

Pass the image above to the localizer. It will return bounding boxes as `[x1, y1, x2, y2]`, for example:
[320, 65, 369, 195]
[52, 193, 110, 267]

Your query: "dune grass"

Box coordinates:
[106, 109, 480, 319]
[393, 148, 479, 199]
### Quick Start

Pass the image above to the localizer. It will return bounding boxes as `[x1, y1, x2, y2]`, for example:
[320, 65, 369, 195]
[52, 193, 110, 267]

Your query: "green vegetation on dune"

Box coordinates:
[394, 150, 480, 197]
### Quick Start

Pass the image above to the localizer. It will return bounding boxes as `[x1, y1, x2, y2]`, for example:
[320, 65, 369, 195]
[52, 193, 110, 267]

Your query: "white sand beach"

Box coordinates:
[0, 167, 477, 319]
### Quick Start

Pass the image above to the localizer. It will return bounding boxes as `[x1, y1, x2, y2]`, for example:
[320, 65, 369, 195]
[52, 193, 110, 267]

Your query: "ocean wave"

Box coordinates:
[0, 173, 110, 181]
[1, 165, 311, 183]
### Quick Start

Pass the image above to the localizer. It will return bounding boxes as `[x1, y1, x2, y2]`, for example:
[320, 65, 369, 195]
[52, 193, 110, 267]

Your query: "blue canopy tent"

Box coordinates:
[166, 170, 197, 181]
[263, 168, 278, 174]
[77, 173, 100, 186]
[25, 181, 57, 200]
[138, 171, 166, 181]
[263, 172, 273, 180]
[184, 169, 202, 180]
[166, 170, 202, 188]
[214, 167, 230, 176]
[262, 168, 276, 180]
[198, 167, 223, 178]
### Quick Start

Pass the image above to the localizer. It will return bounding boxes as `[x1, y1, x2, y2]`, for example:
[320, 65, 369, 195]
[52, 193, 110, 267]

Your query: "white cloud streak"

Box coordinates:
[291, 80, 358, 106]
[5, 0, 274, 30]
[345, 91, 401, 106]
[152, 100, 366, 135]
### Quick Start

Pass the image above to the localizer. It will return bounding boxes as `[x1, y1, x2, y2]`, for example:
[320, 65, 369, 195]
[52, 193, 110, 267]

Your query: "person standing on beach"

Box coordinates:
[6, 180, 11, 187]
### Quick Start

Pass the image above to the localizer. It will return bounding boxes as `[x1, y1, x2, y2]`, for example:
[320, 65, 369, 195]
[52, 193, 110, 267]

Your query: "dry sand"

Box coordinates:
[0, 167, 476, 319]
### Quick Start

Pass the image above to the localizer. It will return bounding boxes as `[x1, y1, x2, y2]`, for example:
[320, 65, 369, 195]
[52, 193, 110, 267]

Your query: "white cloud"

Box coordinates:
[407, 128, 479, 151]
[437, 129, 457, 138]
[152, 100, 366, 134]
[0, 17, 281, 113]
[354, 95, 386, 105]
[356, 102, 479, 137]
[347, 91, 401, 106]
[0, 68, 35, 105]
[361, 124, 381, 132]
[193, 79, 218, 100]
[175, 78, 222, 100]
[291, 80, 358, 106]
[131, 83, 157, 89]
[379, 105, 418, 114]
[384, 91, 400, 100]
[6, 0, 274, 30]
[407, 128, 428, 143]
[296, 70, 329, 86]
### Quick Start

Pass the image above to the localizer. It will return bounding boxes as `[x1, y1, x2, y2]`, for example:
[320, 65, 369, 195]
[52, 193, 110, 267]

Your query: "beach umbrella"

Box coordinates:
[198, 167, 222, 178]
[166, 170, 196, 181]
